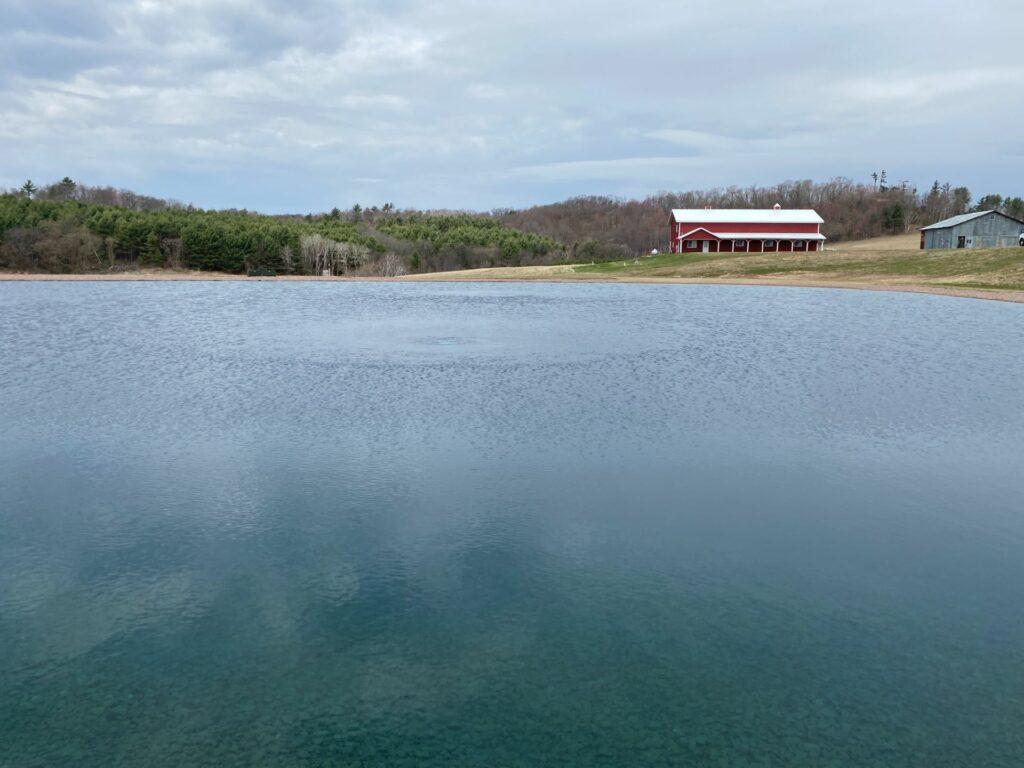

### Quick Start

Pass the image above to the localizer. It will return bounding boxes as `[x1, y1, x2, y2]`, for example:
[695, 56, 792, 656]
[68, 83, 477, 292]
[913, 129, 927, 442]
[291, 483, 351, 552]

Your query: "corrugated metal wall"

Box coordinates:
[923, 212, 1024, 249]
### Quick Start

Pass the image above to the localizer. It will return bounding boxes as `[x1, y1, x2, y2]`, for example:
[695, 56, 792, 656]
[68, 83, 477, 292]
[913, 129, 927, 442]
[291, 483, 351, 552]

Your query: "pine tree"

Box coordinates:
[881, 202, 904, 233]
[20, 179, 37, 199]
[140, 232, 162, 266]
[1003, 197, 1024, 220]
[975, 194, 1003, 212]
[56, 176, 77, 201]
[951, 187, 971, 214]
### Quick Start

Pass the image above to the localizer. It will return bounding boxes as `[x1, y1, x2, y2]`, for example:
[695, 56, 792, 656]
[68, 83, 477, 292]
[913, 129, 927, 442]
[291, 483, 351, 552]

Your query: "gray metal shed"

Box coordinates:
[919, 210, 1024, 249]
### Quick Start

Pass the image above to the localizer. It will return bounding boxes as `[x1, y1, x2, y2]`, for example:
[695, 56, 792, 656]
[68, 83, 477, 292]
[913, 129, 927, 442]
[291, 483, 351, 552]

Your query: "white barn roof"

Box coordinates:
[672, 209, 824, 224]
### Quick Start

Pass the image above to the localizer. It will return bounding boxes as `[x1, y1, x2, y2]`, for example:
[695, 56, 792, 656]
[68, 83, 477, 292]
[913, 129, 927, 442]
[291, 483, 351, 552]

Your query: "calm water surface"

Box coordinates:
[1, 282, 1023, 767]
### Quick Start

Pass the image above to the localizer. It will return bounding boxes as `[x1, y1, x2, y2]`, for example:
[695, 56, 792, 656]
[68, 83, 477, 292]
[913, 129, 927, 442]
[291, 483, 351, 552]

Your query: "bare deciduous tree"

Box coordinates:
[1, 221, 105, 272]
[497, 177, 979, 252]
[299, 235, 371, 275]
[375, 252, 407, 277]
[279, 244, 295, 274]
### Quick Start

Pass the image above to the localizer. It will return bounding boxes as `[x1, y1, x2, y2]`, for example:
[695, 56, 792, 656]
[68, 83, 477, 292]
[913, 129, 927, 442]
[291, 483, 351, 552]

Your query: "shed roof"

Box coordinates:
[919, 210, 994, 231]
[672, 209, 823, 224]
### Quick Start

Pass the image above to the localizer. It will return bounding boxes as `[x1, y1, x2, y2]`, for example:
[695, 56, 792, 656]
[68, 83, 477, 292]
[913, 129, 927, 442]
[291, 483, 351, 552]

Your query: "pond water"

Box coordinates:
[1, 282, 1023, 767]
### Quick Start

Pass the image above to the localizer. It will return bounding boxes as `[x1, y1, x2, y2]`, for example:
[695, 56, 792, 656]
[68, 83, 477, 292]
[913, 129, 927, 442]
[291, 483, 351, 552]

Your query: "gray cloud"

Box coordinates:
[1, 0, 1021, 211]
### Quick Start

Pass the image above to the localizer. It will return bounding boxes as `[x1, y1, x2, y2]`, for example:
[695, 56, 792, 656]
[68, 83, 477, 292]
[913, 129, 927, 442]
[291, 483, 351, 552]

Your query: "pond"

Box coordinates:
[1, 282, 1023, 766]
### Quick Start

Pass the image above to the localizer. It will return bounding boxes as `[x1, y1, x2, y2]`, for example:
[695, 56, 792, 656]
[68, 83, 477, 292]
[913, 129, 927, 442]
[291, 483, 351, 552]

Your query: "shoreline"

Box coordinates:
[1, 270, 1022, 304]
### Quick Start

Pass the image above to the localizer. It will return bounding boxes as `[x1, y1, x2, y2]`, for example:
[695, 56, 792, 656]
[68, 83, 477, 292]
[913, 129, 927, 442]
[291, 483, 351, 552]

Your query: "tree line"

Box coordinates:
[0, 179, 564, 275]
[3, 175, 1020, 274]
[497, 176, 1021, 255]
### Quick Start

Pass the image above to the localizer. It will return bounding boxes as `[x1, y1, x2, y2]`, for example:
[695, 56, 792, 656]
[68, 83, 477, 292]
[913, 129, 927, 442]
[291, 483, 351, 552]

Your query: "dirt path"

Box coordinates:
[400, 273, 1024, 304]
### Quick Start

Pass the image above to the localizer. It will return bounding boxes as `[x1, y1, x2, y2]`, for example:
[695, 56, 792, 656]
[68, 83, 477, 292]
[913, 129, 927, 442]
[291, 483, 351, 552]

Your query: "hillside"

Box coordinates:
[4, 176, 1022, 279]
[495, 179, 997, 253]
[0, 194, 562, 276]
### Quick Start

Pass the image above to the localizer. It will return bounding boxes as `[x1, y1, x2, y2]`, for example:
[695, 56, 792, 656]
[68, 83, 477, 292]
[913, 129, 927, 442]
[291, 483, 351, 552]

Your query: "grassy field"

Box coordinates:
[410, 234, 1024, 302]
[574, 235, 1024, 289]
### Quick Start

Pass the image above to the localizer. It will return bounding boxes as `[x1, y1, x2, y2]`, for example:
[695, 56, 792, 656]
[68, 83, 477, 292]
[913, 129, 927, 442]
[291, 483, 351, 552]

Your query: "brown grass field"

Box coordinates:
[3, 234, 1023, 303]
[404, 234, 1024, 303]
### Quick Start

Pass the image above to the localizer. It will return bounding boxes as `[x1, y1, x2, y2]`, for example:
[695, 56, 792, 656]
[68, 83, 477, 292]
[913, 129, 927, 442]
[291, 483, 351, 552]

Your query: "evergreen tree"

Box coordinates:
[140, 232, 162, 266]
[56, 177, 77, 201]
[20, 180, 37, 199]
[881, 202, 904, 233]
[1003, 197, 1024, 220]
[952, 187, 971, 214]
[975, 194, 1003, 212]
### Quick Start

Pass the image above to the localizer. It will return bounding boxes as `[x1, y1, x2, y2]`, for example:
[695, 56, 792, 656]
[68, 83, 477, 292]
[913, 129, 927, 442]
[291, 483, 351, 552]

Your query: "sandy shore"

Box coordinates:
[2, 268, 1022, 304]
[0, 269, 356, 282]
[413, 277, 1024, 304]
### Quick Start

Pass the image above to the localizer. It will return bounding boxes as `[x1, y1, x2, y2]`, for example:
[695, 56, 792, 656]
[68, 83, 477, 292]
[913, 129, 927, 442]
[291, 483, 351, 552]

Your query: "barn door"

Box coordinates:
[702, 241, 710, 253]
[957, 235, 966, 249]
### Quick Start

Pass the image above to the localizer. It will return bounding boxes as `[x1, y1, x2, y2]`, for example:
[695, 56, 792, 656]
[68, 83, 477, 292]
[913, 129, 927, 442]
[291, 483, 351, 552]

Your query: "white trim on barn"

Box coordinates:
[681, 231, 826, 241]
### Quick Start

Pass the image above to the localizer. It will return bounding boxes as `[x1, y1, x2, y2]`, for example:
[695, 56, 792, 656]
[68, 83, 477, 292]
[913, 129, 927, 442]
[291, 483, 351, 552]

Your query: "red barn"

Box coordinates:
[669, 207, 825, 254]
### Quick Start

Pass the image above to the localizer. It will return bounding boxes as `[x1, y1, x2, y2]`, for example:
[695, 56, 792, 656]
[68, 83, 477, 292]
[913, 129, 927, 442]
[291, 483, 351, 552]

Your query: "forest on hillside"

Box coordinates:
[2, 175, 1021, 274]
[497, 176, 1024, 255]
[0, 179, 560, 275]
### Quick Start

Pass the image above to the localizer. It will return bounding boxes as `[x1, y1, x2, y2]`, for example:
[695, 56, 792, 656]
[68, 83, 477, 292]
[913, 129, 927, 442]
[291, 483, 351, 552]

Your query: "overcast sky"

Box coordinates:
[2, 0, 1021, 212]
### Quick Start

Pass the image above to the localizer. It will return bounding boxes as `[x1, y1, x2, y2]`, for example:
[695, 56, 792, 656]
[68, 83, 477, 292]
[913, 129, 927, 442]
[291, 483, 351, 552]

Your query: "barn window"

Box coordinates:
[685, 240, 697, 249]
[734, 240, 747, 247]
[793, 240, 805, 248]
[764, 240, 776, 248]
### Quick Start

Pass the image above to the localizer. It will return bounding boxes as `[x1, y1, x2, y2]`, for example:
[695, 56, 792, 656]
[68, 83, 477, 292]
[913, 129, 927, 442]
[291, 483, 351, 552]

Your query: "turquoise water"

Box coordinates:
[1, 282, 1023, 767]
